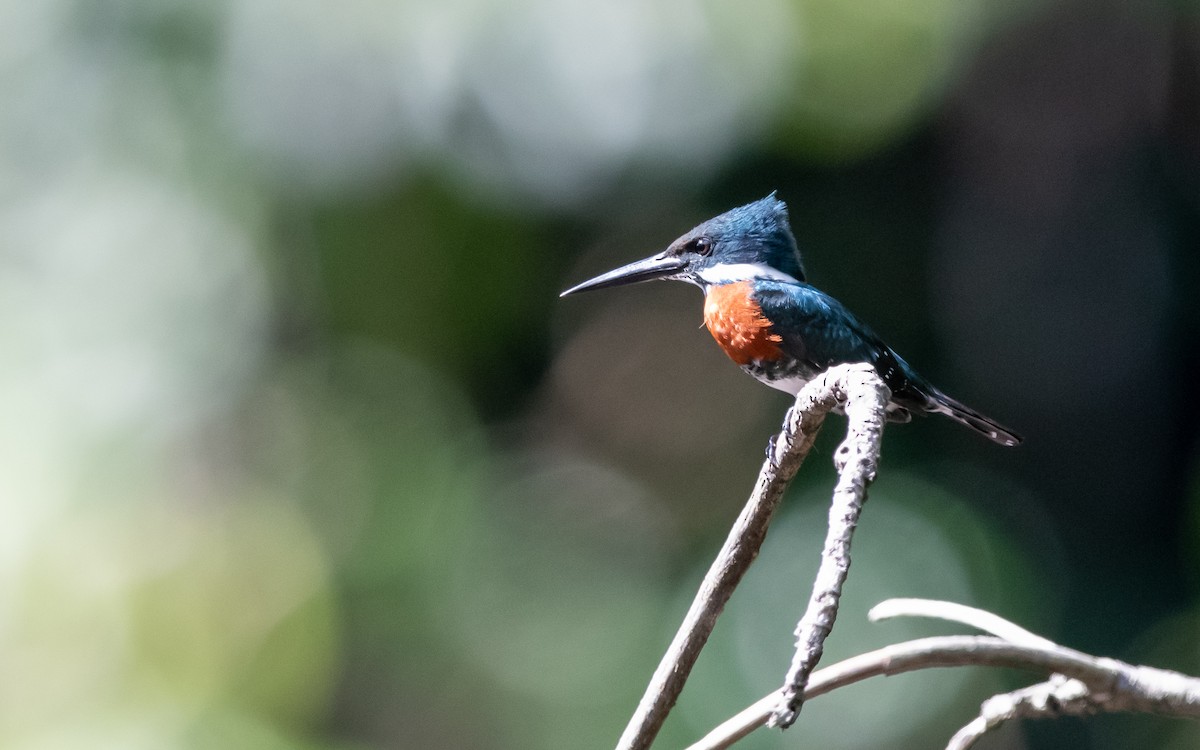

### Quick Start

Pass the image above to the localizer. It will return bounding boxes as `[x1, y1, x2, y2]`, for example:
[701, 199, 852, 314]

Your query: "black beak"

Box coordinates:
[560, 254, 687, 297]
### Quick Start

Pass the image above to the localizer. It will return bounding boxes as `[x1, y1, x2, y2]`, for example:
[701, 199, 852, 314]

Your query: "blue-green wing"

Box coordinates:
[752, 280, 1023, 445]
[752, 280, 930, 406]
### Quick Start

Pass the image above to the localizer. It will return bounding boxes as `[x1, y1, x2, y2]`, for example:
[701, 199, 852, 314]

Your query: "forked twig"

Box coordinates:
[615, 364, 889, 750]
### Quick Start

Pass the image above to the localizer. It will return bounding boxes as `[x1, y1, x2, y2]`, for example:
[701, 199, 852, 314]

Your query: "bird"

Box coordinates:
[560, 194, 1021, 446]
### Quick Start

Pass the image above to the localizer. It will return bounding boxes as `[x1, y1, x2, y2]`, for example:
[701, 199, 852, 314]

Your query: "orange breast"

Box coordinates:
[703, 281, 783, 366]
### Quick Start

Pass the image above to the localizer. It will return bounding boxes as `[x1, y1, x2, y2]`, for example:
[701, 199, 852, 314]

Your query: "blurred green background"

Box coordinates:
[2, 0, 1199, 748]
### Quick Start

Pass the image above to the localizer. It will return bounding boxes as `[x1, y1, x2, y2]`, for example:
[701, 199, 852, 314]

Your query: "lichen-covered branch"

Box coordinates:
[770, 365, 889, 727]
[614, 363, 889, 750]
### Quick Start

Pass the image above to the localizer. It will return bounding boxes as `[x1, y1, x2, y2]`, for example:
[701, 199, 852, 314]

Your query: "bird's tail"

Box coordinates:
[926, 389, 1023, 447]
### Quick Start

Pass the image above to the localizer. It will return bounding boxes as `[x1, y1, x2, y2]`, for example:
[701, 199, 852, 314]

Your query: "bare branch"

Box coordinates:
[614, 364, 887, 750]
[687, 630, 1200, 750]
[873, 597, 1070, 747]
[770, 366, 889, 727]
[946, 675, 1094, 750]
[869, 598, 1089, 747]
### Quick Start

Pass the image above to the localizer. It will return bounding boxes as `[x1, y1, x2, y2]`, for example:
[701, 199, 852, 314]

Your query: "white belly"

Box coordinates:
[752, 367, 912, 422]
[752, 372, 813, 396]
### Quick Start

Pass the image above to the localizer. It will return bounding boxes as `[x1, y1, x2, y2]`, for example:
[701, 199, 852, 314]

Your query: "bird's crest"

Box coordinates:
[691, 193, 805, 282]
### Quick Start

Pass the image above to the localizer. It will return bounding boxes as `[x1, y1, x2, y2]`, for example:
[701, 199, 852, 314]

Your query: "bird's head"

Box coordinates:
[560, 194, 805, 297]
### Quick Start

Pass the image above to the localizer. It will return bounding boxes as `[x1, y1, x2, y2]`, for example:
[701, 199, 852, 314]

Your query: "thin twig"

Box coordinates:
[614, 364, 886, 750]
[869, 597, 1079, 748]
[770, 366, 889, 727]
[869, 598, 1056, 648]
[686, 633, 1200, 750]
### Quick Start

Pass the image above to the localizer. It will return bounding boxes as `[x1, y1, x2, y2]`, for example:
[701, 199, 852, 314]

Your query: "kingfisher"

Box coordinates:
[560, 194, 1021, 446]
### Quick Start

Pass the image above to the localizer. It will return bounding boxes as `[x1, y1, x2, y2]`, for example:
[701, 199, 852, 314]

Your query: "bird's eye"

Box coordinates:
[688, 237, 713, 256]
